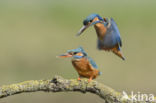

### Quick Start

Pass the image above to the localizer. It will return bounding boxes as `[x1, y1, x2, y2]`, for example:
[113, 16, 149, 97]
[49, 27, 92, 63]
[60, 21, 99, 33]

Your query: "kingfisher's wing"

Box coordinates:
[87, 57, 98, 69]
[110, 18, 122, 47]
[98, 18, 122, 49]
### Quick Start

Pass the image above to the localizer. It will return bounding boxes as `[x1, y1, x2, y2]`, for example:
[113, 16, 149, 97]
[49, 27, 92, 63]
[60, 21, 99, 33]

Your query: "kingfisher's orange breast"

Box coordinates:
[72, 58, 99, 79]
[94, 23, 107, 40]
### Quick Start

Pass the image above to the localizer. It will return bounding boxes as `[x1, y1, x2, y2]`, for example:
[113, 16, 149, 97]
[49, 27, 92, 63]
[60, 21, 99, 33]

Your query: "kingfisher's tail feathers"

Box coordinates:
[112, 49, 125, 60]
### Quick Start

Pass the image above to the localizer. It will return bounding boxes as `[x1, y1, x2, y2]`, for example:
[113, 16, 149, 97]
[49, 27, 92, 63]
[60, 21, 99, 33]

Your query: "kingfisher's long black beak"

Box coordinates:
[76, 25, 90, 36]
[57, 53, 73, 58]
[76, 20, 102, 36]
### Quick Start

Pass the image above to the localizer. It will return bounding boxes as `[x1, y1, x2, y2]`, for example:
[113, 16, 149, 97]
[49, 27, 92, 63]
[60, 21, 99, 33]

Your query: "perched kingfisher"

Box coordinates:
[77, 14, 125, 60]
[58, 47, 101, 82]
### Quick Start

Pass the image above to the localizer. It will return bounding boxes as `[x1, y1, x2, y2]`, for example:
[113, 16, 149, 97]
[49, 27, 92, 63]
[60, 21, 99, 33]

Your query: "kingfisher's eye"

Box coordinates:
[73, 52, 78, 55]
[89, 20, 93, 22]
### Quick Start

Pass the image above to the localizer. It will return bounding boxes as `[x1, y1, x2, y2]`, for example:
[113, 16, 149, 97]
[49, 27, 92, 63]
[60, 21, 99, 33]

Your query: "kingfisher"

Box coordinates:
[76, 14, 125, 60]
[58, 47, 101, 82]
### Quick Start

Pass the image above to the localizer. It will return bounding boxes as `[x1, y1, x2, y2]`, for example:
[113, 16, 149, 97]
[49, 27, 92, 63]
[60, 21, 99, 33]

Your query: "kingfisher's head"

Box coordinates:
[76, 14, 104, 36]
[58, 47, 87, 59]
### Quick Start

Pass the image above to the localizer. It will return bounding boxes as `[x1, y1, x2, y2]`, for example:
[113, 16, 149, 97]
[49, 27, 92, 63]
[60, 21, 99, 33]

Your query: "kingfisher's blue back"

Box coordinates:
[97, 18, 122, 50]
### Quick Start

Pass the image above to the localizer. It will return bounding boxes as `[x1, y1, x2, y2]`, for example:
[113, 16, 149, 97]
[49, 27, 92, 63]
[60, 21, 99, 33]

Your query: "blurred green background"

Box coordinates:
[0, 0, 156, 103]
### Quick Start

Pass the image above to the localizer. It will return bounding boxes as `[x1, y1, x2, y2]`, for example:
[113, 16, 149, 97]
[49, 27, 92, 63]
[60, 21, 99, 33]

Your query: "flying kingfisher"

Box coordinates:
[76, 14, 125, 60]
[58, 47, 101, 82]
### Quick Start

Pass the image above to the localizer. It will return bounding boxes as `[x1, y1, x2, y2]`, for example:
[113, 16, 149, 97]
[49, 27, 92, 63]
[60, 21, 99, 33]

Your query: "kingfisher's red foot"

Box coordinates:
[88, 78, 92, 82]
[77, 77, 81, 81]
